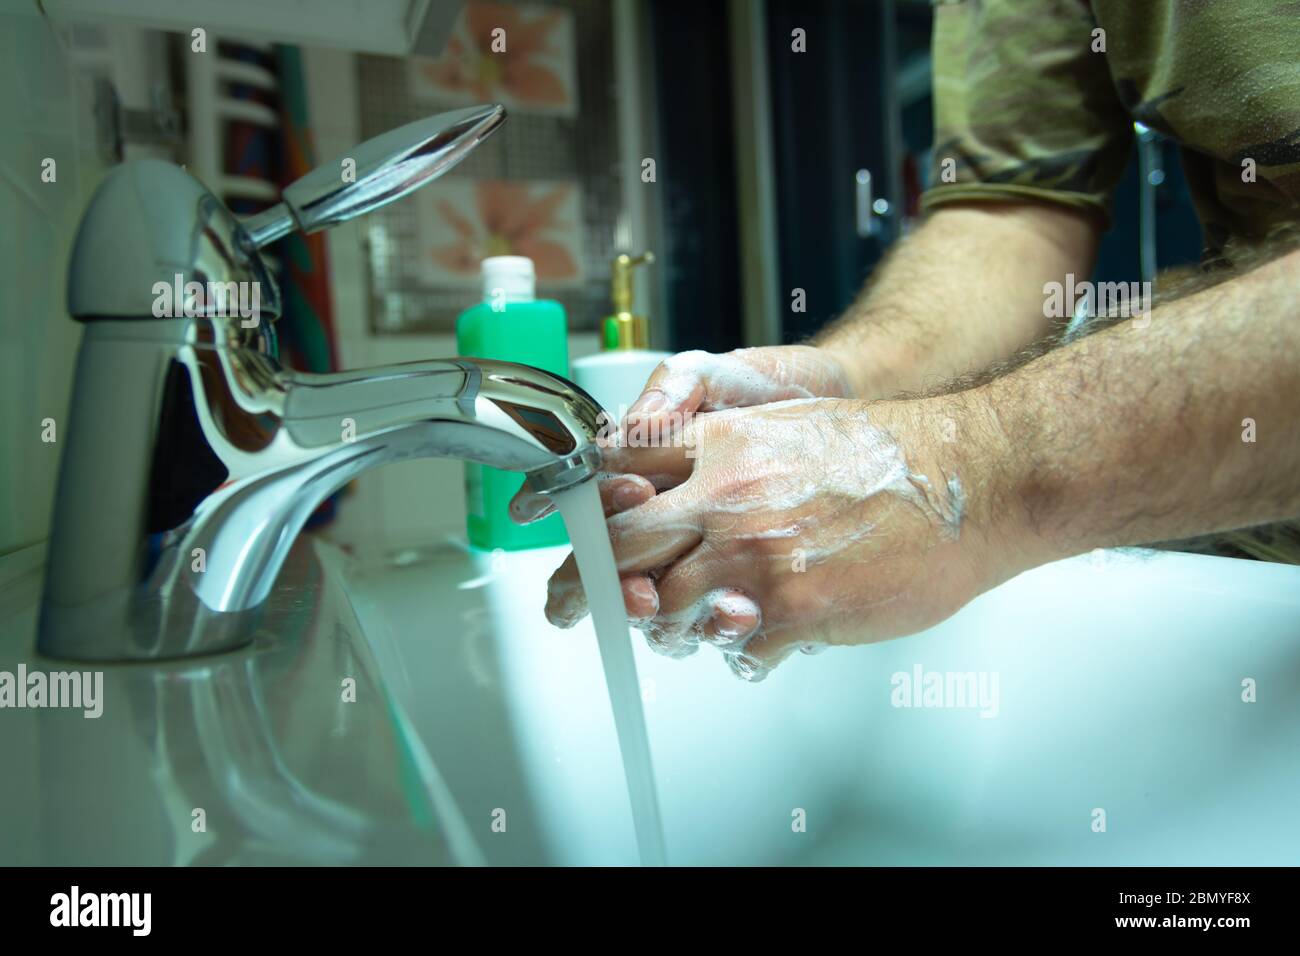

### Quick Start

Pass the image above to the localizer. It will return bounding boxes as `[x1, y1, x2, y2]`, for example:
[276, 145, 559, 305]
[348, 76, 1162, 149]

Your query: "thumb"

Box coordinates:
[627, 349, 776, 424]
[624, 348, 838, 428]
[622, 351, 710, 427]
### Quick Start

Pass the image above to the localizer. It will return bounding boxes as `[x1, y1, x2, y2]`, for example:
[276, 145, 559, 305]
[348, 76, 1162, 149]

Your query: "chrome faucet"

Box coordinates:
[39, 105, 604, 662]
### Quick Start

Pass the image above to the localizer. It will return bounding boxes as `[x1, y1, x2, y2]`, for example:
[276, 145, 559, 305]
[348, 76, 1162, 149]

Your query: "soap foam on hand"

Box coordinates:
[626, 345, 857, 424]
[546, 398, 971, 682]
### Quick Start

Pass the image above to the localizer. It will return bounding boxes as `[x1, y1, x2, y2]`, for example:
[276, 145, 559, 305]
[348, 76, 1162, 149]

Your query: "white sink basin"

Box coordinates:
[342, 543, 1300, 865]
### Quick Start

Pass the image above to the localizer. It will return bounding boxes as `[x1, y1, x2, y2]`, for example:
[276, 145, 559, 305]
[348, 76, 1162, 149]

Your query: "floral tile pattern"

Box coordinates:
[410, 1, 578, 118]
[415, 178, 585, 286]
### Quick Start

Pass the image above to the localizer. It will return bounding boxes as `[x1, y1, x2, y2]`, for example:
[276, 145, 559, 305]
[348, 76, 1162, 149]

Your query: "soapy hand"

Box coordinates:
[621, 345, 856, 425]
[509, 345, 855, 525]
[541, 397, 1023, 681]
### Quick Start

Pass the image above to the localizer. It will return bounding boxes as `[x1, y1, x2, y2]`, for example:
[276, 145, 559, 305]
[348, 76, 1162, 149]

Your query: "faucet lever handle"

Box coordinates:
[240, 104, 506, 250]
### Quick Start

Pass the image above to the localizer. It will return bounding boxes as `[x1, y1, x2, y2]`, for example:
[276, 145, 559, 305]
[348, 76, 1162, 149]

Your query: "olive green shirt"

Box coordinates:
[922, 0, 1300, 255]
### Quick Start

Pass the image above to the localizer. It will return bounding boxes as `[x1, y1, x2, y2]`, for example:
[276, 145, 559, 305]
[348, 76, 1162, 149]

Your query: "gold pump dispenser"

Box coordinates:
[601, 251, 655, 350]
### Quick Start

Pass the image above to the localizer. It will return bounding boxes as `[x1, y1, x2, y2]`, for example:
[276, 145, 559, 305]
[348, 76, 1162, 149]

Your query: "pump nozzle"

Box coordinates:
[604, 251, 656, 350]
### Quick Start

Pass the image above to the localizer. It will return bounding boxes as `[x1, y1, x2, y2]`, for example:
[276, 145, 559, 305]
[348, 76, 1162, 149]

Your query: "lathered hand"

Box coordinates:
[622, 345, 856, 424]
[543, 397, 1025, 681]
[510, 345, 853, 525]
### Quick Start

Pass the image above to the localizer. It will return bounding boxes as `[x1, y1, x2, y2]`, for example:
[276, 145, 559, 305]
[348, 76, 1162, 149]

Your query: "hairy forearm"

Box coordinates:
[976, 247, 1300, 568]
[815, 203, 1099, 400]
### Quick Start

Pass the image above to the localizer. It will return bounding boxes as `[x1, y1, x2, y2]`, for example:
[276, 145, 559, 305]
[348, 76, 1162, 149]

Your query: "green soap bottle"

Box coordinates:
[456, 255, 570, 550]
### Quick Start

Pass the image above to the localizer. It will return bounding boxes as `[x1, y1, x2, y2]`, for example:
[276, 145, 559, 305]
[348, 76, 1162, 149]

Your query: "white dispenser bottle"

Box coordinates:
[572, 252, 669, 421]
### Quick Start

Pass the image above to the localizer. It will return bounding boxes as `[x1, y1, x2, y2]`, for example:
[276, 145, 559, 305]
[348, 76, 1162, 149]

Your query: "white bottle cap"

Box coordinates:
[481, 255, 536, 304]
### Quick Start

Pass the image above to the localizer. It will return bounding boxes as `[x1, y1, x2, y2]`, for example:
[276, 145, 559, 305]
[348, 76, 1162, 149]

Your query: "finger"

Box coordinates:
[636, 594, 704, 659]
[544, 554, 660, 628]
[699, 591, 763, 646]
[724, 626, 808, 683]
[545, 480, 690, 626]
[653, 542, 764, 636]
[627, 350, 784, 425]
[625, 348, 843, 429]
[600, 432, 698, 492]
[622, 574, 659, 622]
[642, 540, 762, 655]
[509, 478, 554, 525]
[510, 469, 658, 526]
[623, 352, 708, 426]
[645, 541, 816, 681]
[640, 619, 701, 659]
[601, 474, 661, 622]
[600, 473, 656, 515]
[544, 551, 586, 628]
[642, 586, 762, 659]
[604, 484, 705, 574]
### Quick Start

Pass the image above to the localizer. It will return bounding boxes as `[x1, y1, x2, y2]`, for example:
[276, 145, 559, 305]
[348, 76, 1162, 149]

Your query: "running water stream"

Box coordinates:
[551, 480, 667, 867]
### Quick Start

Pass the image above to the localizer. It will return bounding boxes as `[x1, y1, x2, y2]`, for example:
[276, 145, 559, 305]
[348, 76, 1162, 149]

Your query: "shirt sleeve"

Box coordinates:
[921, 0, 1134, 225]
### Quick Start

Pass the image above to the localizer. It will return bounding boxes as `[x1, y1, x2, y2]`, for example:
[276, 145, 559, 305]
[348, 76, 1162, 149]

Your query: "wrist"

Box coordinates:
[912, 388, 1053, 587]
[817, 333, 921, 402]
[951, 385, 1069, 576]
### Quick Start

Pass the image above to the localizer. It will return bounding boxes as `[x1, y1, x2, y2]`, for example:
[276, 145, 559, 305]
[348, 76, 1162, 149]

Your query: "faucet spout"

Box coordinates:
[38, 318, 605, 662]
[38, 104, 613, 662]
